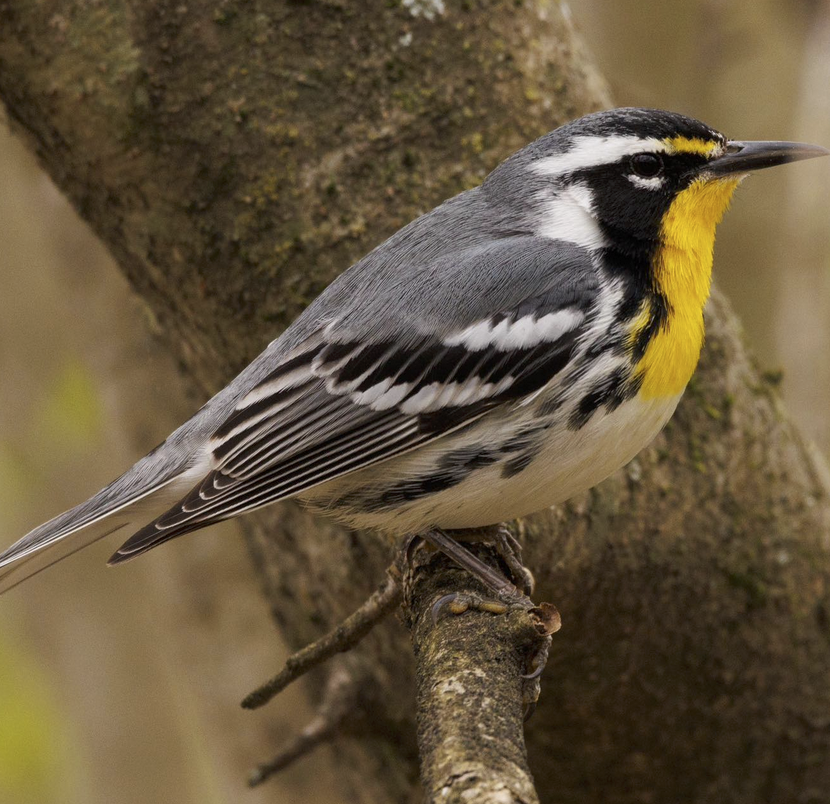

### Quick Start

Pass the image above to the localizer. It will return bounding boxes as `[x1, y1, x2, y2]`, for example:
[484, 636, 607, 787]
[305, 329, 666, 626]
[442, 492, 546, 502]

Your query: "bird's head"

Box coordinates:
[485, 107, 829, 257]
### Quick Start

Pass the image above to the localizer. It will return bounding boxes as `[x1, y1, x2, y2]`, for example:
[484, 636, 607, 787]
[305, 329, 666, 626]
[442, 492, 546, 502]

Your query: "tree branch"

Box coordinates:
[404, 545, 548, 804]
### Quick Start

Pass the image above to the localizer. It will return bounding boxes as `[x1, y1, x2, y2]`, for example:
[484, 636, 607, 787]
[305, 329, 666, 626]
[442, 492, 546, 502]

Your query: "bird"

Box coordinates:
[1, 107, 827, 596]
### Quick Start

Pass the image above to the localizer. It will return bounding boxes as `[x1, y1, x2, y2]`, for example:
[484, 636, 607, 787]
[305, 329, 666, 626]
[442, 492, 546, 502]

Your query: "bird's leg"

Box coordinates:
[489, 524, 535, 596]
[418, 524, 535, 599]
[242, 568, 401, 710]
[243, 524, 553, 739]
[416, 526, 525, 601]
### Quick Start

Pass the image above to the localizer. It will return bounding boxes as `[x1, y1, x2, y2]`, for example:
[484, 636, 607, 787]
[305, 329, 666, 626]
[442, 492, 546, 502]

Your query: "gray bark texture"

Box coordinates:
[1, 1, 830, 802]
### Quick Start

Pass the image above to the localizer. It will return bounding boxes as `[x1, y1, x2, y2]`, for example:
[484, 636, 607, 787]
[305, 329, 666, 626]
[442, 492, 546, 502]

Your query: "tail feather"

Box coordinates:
[0, 518, 131, 594]
[0, 460, 206, 594]
[107, 518, 204, 566]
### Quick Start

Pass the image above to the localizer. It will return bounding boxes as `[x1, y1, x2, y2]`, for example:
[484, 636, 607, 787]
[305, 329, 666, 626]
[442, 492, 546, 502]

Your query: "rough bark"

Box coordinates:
[1, 2, 830, 803]
[404, 543, 553, 804]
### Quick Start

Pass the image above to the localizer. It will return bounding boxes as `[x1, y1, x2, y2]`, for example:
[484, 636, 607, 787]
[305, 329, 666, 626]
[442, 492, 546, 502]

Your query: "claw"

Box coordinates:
[493, 525, 535, 596]
[521, 663, 545, 681]
[432, 593, 461, 624]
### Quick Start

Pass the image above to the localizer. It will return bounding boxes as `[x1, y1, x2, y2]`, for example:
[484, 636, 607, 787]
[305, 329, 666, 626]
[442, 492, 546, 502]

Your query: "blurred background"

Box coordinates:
[0, 1, 828, 802]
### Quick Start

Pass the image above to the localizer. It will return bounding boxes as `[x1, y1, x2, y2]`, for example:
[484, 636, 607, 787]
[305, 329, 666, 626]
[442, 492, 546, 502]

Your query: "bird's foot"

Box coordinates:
[489, 523, 535, 597]
[406, 525, 560, 717]
[430, 589, 560, 718]
[411, 526, 532, 602]
[431, 591, 513, 622]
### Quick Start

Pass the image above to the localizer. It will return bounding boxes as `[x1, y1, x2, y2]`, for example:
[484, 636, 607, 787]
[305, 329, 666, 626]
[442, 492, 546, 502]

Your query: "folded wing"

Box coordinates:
[110, 236, 598, 561]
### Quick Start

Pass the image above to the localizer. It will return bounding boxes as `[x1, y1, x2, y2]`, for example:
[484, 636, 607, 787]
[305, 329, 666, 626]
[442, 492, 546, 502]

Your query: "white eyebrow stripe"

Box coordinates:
[532, 135, 668, 176]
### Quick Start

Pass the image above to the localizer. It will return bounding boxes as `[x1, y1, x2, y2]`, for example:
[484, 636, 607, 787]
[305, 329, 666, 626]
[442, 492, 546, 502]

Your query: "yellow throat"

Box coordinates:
[633, 175, 740, 399]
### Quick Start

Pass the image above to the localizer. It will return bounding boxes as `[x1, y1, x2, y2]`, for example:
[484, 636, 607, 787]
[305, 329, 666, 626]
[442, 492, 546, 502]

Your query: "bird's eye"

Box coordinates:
[630, 153, 664, 178]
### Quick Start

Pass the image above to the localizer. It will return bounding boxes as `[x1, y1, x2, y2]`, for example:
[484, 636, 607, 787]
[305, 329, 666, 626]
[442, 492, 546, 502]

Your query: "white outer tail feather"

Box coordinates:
[0, 518, 132, 594]
[0, 467, 204, 595]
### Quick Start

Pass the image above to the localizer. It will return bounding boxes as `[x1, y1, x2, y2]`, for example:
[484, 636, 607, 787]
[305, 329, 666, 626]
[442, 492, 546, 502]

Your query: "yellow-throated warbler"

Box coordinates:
[1, 107, 827, 594]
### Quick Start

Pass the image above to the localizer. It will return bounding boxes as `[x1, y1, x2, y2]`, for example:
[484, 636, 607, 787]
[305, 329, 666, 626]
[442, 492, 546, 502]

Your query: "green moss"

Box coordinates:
[761, 368, 784, 386]
[36, 360, 103, 450]
[0, 638, 72, 804]
[702, 403, 722, 421]
[462, 131, 485, 154]
[212, 7, 238, 25]
[724, 568, 769, 609]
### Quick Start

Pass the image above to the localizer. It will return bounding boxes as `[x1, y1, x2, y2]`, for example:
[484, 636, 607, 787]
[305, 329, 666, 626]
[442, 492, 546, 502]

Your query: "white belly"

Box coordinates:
[305, 392, 682, 534]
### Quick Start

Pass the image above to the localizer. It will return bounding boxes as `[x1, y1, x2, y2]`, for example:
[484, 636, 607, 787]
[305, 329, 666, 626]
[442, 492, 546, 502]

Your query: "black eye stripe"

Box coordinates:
[630, 153, 664, 178]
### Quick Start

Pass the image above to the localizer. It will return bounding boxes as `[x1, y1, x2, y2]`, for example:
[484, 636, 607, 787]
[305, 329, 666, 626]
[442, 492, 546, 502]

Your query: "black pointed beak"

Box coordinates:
[705, 140, 830, 176]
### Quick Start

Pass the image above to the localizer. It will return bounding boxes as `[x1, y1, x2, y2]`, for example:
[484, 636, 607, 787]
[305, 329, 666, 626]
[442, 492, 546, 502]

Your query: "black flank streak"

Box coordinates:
[538, 391, 567, 416]
[500, 425, 547, 478]
[625, 371, 644, 399]
[438, 446, 500, 472]
[378, 474, 457, 506]
[371, 446, 500, 508]
[501, 452, 536, 479]
[359, 424, 551, 509]
[584, 334, 625, 359]
[500, 425, 545, 453]
[632, 293, 669, 361]
[569, 366, 628, 430]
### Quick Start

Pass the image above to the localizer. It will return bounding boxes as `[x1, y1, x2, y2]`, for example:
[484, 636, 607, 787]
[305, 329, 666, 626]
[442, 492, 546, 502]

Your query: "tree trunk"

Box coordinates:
[1, 1, 829, 802]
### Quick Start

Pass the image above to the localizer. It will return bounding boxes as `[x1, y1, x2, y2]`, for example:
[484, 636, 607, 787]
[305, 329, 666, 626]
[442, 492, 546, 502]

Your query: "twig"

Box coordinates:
[248, 662, 356, 787]
[242, 569, 402, 710]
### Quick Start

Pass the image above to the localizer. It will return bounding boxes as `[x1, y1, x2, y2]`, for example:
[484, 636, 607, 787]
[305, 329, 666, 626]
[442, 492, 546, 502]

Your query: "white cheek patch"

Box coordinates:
[627, 174, 666, 191]
[534, 182, 606, 250]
